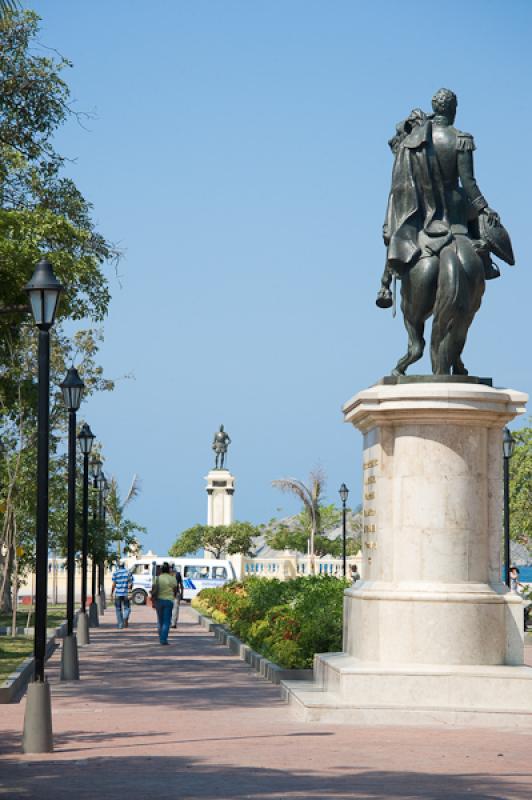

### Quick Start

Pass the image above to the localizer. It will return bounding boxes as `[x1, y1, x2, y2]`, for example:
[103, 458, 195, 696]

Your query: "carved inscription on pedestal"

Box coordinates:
[363, 456, 379, 561]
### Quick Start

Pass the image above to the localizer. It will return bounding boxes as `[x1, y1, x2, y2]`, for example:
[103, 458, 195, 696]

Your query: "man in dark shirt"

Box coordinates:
[171, 564, 184, 629]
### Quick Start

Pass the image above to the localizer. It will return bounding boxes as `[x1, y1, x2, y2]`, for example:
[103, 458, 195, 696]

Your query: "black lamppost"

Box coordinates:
[503, 427, 515, 587]
[77, 423, 95, 645]
[339, 483, 349, 578]
[22, 258, 63, 754]
[96, 471, 109, 612]
[89, 455, 102, 627]
[59, 367, 85, 681]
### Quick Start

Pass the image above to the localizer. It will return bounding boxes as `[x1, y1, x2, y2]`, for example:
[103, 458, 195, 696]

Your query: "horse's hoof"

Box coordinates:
[391, 368, 405, 377]
[452, 361, 469, 376]
[376, 289, 393, 309]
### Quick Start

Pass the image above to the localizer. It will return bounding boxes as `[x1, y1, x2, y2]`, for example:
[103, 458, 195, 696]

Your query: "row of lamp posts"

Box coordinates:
[21, 258, 112, 753]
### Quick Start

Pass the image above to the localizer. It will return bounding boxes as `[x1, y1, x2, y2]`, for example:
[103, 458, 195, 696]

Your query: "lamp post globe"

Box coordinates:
[338, 483, 349, 578]
[60, 366, 84, 413]
[24, 258, 63, 330]
[78, 423, 95, 456]
[503, 427, 515, 460]
[90, 456, 103, 481]
[339, 483, 349, 505]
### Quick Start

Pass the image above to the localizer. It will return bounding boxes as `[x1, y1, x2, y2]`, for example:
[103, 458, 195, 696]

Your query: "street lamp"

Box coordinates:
[59, 367, 85, 681]
[96, 473, 109, 611]
[77, 423, 95, 645]
[503, 427, 515, 587]
[22, 258, 63, 754]
[339, 483, 349, 578]
[88, 456, 102, 626]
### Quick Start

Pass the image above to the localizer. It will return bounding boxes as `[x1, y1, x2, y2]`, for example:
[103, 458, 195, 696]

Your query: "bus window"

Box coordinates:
[184, 566, 210, 579]
[212, 567, 227, 580]
[131, 564, 147, 574]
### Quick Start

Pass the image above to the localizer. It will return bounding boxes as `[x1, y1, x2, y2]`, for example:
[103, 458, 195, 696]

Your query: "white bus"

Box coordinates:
[128, 557, 236, 605]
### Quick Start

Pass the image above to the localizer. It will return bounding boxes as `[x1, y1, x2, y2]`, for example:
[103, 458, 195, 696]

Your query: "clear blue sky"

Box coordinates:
[30, 0, 532, 554]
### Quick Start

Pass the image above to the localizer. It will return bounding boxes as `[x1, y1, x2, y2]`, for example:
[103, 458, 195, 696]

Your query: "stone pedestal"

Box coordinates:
[282, 382, 532, 727]
[205, 469, 235, 526]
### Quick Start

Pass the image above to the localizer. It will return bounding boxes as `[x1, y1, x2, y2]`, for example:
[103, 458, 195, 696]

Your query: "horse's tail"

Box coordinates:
[431, 251, 463, 373]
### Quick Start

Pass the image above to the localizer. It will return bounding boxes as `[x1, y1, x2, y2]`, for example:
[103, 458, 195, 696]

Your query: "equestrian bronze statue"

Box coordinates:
[376, 88, 514, 376]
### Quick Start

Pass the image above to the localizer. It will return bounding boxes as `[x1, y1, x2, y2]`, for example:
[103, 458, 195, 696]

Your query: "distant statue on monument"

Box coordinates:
[212, 424, 231, 470]
[376, 88, 515, 377]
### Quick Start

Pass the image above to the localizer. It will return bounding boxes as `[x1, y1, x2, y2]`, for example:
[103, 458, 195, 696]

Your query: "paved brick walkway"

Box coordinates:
[1, 604, 532, 799]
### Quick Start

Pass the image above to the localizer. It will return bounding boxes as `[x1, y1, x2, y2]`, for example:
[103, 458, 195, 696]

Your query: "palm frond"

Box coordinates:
[272, 478, 312, 510]
[123, 473, 141, 509]
[0, 0, 19, 17]
[309, 467, 326, 504]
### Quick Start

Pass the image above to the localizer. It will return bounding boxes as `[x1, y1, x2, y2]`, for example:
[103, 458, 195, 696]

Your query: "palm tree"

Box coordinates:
[272, 468, 325, 575]
[106, 474, 144, 559]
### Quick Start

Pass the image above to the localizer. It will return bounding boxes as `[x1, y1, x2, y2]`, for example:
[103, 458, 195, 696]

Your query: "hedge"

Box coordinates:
[193, 575, 348, 669]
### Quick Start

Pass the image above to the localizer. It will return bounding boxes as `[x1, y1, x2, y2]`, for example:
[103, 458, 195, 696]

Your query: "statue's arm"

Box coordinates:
[457, 147, 488, 213]
[458, 147, 500, 224]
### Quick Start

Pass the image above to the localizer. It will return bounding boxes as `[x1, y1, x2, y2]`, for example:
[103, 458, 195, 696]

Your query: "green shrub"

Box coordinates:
[195, 575, 348, 669]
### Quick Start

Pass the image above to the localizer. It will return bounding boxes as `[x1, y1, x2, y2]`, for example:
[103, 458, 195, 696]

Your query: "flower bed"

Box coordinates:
[192, 575, 347, 669]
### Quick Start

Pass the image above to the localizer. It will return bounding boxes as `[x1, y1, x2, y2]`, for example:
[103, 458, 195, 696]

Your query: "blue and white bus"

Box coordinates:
[128, 557, 235, 605]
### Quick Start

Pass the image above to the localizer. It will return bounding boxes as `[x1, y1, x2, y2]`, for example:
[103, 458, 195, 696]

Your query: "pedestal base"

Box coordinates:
[282, 654, 532, 728]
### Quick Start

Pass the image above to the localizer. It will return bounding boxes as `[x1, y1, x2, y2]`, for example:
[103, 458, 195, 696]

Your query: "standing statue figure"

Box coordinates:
[376, 88, 514, 376]
[212, 424, 231, 470]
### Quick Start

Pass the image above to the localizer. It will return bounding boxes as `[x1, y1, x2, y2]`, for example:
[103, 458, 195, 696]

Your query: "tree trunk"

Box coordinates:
[0, 507, 15, 613]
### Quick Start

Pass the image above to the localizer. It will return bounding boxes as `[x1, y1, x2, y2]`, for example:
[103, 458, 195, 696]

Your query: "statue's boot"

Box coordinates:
[376, 287, 393, 308]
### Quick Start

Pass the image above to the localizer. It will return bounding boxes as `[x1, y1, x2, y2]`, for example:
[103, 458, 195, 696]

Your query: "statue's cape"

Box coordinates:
[384, 120, 446, 272]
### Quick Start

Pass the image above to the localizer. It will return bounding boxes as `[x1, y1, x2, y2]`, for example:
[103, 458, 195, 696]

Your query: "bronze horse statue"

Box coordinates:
[376, 89, 514, 376]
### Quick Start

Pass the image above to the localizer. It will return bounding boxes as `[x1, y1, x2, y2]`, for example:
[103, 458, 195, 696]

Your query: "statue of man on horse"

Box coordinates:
[376, 88, 514, 376]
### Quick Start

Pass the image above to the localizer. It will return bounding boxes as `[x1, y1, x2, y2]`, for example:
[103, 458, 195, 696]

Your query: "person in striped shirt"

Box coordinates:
[111, 561, 133, 629]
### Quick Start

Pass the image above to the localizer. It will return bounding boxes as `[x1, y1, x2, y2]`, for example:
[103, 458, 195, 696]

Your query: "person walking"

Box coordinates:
[151, 562, 177, 645]
[171, 565, 184, 629]
[111, 560, 133, 629]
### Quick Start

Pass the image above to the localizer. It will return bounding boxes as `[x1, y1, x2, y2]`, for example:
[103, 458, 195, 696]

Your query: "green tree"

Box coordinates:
[170, 522, 259, 560]
[0, 11, 118, 610]
[0, 328, 114, 610]
[266, 503, 362, 558]
[509, 422, 532, 545]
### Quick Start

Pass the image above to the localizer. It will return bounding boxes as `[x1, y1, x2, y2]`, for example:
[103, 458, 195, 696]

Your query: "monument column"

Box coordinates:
[342, 381, 527, 667]
[205, 470, 235, 527]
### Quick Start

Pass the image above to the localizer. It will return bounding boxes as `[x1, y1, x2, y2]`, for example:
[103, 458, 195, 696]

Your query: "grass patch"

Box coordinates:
[0, 637, 33, 684]
[0, 604, 67, 630]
